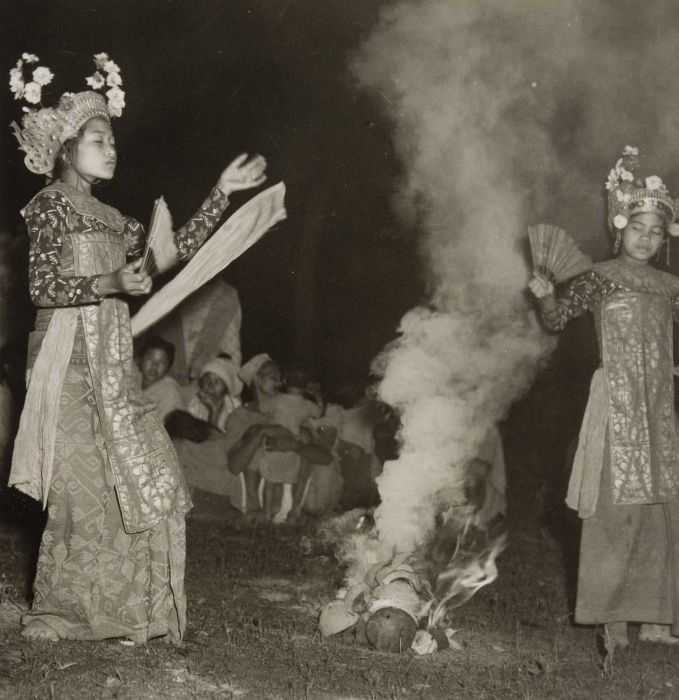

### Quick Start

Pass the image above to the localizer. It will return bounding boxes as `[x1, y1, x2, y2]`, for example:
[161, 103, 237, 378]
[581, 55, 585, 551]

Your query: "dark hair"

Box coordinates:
[142, 335, 175, 369]
[284, 365, 314, 391]
[51, 133, 83, 183]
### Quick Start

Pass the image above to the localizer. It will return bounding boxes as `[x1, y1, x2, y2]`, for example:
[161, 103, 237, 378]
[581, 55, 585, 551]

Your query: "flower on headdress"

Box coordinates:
[613, 214, 628, 230]
[102, 59, 120, 76]
[9, 55, 52, 107]
[645, 175, 664, 191]
[605, 168, 619, 192]
[623, 145, 639, 157]
[32, 66, 53, 87]
[106, 70, 122, 88]
[106, 86, 125, 117]
[85, 71, 105, 90]
[9, 66, 24, 99]
[23, 82, 42, 105]
[86, 52, 125, 118]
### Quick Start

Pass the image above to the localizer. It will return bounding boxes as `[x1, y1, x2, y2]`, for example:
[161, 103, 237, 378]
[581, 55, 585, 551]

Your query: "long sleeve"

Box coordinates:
[174, 186, 230, 261]
[26, 192, 104, 307]
[123, 186, 229, 264]
[539, 271, 612, 332]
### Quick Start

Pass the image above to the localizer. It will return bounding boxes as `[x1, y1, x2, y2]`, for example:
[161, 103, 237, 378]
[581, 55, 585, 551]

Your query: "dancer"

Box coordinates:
[529, 146, 679, 648]
[8, 52, 266, 642]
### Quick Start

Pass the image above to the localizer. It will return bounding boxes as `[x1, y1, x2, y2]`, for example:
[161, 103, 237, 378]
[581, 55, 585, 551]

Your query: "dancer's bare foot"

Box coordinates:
[22, 619, 59, 642]
[604, 622, 629, 650]
[639, 623, 679, 645]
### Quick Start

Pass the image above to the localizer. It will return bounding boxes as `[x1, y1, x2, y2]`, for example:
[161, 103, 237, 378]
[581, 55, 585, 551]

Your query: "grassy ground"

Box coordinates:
[2, 481, 679, 699]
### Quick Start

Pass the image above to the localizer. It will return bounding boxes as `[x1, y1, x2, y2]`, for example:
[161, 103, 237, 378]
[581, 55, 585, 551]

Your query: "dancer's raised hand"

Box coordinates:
[217, 153, 267, 194]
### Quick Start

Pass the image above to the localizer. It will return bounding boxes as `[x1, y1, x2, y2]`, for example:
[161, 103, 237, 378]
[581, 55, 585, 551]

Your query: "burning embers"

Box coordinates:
[319, 511, 506, 654]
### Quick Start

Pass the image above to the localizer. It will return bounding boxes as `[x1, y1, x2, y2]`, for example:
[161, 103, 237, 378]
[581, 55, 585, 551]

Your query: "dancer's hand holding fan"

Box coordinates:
[140, 197, 178, 276]
[528, 224, 592, 297]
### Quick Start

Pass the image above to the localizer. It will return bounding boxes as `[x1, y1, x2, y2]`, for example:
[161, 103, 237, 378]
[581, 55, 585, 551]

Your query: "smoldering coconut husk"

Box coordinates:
[369, 580, 428, 621]
[365, 607, 418, 653]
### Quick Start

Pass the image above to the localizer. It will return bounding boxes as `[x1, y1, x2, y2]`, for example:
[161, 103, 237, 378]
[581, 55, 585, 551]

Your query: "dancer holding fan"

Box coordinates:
[528, 146, 679, 651]
[528, 223, 592, 284]
[8, 52, 267, 642]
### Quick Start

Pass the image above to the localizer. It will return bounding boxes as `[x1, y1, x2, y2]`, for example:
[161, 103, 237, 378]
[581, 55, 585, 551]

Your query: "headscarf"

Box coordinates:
[200, 356, 243, 397]
[238, 353, 272, 386]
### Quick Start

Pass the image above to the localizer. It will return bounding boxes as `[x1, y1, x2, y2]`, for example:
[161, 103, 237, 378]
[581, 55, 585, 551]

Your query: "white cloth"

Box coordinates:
[131, 183, 287, 337]
[239, 353, 272, 386]
[9, 308, 78, 506]
[142, 375, 185, 422]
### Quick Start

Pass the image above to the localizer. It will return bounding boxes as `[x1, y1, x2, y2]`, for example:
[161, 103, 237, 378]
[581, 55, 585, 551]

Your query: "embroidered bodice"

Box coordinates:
[542, 259, 679, 339]
[25, 181, 228, 307]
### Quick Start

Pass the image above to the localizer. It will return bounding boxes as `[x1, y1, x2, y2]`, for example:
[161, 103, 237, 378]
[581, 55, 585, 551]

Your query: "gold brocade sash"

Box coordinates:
[81, 299, 191, 533]
[601, 290, 679, 504]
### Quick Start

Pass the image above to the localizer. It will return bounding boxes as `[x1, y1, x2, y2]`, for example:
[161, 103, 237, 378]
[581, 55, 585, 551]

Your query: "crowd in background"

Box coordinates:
[0, 243, 503, 530]
[134, 276, 391, 524]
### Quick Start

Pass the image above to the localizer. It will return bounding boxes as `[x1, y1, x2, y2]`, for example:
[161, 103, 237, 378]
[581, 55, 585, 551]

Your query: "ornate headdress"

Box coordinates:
[9, 52, 125, 176]
[605, 145, 679, 237]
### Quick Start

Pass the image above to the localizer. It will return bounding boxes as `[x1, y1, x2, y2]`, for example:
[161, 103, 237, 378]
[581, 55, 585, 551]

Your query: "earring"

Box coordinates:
[613, 230, 622, 255]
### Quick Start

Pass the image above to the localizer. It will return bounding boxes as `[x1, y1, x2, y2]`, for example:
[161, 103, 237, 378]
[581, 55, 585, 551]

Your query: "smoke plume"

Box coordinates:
[349, 0, 679, 556]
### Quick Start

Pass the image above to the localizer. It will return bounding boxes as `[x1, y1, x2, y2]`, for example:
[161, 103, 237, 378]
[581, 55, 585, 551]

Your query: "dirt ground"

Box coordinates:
[2, 449, 679, 699]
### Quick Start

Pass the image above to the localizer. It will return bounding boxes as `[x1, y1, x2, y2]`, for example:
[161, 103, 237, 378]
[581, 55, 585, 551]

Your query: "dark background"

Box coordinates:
[2, 0, 678, 486]
[0, 0, 423, 395]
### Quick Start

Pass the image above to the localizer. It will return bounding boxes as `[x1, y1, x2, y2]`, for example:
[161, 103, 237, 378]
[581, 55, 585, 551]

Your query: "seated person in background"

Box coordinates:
[164, 355, 245, 512]
[272, 366, 326, 520]
[464, 425, 507, 531]
[329, 384, 382, 510]
[139, 336, 184, 422]
[302, 403, 344, 518]
[187, 354, 242, 431]
[228, 355, 330, 523]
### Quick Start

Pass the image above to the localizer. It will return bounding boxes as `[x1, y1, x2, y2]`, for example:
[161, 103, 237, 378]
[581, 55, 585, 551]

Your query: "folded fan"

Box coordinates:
[528, 223, 592, 283]
[140, 196, 177, 275]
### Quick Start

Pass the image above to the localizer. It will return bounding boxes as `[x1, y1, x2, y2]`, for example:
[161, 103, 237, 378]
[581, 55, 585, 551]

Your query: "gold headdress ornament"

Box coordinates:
[9, 52, 125, 176]
[605, 145, 679, 238]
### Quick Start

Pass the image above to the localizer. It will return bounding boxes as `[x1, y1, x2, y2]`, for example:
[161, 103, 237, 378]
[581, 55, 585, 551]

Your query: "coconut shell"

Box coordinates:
[365, 607, 417, 653]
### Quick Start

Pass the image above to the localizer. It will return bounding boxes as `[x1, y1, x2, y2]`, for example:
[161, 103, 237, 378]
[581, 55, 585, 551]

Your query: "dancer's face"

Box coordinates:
[71, 117, 117, 182]
[620, 212, 665, 264]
